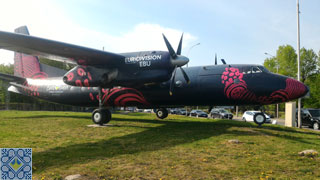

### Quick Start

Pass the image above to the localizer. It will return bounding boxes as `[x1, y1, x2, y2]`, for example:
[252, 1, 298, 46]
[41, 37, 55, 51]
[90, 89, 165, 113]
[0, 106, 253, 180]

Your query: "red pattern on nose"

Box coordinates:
[285, 78, 307, 100]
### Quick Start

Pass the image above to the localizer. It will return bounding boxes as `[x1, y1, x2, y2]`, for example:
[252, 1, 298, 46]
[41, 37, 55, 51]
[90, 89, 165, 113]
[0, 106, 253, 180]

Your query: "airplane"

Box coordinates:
[0, 26, 309, 126]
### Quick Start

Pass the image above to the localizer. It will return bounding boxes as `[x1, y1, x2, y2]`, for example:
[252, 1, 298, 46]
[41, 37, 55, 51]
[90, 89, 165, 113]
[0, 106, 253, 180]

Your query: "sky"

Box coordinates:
[0, 0, 319, 67]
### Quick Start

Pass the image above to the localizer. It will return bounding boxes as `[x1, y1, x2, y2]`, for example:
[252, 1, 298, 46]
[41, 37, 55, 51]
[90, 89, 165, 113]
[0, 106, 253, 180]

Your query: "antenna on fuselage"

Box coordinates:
[215, 53, 217, 65]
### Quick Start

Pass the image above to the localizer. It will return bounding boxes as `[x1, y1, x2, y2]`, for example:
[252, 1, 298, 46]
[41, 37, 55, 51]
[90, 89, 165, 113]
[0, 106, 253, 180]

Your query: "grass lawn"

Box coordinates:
[0, 110, 320, 180]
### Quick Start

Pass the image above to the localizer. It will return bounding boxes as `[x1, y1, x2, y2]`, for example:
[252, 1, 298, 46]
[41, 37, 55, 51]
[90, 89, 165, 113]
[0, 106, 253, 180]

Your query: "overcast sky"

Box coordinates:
[0, 0, 319, 67]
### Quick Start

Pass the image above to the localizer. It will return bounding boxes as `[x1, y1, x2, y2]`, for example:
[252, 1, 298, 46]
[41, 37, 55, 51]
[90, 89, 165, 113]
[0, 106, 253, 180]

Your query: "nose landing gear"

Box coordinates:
[253, 112, 266, 126]
[156, 108, 168, 119]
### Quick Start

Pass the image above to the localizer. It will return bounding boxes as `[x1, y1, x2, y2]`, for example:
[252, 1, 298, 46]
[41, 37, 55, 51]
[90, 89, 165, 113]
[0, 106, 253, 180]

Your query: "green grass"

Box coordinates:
[0, 111, 320, 180]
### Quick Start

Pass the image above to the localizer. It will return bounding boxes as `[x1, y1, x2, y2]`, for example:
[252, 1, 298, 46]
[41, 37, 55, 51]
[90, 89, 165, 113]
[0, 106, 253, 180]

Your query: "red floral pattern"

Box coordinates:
[89, 87, 149, 106]
[221, 68, 306, 104]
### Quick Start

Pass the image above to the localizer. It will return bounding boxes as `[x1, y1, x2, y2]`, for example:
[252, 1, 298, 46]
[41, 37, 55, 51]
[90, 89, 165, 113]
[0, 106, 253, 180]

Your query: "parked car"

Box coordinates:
[169, 108, 179, 114]
[242, 111, 271, 123]
[126, 107, 135, 112]
[296, 108, 320, 130]
[190, 110, 208, 117]
[210, 108, 233, 119]
[144, 109, 152, 113]
[176, 109, 188, 115]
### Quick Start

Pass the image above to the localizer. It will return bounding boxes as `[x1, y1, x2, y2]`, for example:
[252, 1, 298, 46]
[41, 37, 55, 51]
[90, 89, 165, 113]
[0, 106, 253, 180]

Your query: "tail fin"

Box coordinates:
[13, 26, 66, 79]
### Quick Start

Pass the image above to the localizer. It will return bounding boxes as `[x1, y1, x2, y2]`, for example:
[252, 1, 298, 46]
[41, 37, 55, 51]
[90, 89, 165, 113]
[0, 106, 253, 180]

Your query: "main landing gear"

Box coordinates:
[92, 108, 111, 125]
[92, 87, 112, 125]
[156, 108, 168, 119]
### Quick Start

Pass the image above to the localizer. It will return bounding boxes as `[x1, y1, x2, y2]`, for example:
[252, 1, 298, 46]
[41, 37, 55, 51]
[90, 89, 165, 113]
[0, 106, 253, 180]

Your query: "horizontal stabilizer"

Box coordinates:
[0, 72, 26, 83]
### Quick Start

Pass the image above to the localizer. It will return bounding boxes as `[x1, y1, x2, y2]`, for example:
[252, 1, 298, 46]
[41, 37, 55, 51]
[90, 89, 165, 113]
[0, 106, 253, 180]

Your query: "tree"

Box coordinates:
[276, 45, 297, 78]
[300, 48, 318, 83]
[39, 58, 74, 71]
[0, 64, 13, 104]
[303, 73, 320, 108]
[263, 57, 278, 73]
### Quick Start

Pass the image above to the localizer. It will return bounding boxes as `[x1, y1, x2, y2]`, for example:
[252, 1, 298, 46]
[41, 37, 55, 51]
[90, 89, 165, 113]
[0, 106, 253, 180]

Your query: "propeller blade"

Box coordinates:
[215, 53, 217, 65]
[180, 67, 190, 84]
[176, 33, 184, 55]
[221, 59, 226, 64]
[169, 66, 177, 96]
[162, 34, 177, 59]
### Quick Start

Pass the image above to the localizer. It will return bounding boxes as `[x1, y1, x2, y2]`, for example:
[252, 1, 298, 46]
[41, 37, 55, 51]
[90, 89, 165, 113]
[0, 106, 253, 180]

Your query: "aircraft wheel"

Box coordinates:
[253, 113, 266, 126]
[242, 117, 246, 122]
[313, 122, 319, 130]
[156, 108, 168, 119]
[92, 109, 111, 125]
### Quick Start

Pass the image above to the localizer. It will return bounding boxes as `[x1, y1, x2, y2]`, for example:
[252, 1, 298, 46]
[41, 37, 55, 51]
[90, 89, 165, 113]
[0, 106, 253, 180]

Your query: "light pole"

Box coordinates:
[264, 52, 279, 120]
[186, 43, 200, 67]
[297, 0, 302, 128]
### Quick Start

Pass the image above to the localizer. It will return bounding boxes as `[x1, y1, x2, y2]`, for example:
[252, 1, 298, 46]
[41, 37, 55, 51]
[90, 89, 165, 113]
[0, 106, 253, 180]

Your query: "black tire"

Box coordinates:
[92, 109, 111, 125]
[156, 108, 168, 119]
[313, 122, 319, 130]
[242, 117, 246, 122]
[102, 109, 112, 124]
[253, 113, 266, 125]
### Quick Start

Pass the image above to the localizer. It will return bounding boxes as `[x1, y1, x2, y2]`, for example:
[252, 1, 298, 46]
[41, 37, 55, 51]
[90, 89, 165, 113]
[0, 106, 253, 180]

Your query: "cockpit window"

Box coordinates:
[242, 66, 252, 74]
[257, 66, 270, 73]
[242, 66, 269, 74]
[252, 66, 262, 73]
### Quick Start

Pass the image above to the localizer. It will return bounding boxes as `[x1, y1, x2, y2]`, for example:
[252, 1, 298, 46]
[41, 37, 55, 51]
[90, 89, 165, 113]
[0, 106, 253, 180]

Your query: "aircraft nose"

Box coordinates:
[285, 78, 309, 100]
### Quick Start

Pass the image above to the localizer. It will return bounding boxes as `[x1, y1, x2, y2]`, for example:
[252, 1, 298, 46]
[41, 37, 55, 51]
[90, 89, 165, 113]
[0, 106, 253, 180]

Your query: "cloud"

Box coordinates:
[82, 23, 197, 53]
[0, 0, 197, 65]
[0, 23, 197, 65]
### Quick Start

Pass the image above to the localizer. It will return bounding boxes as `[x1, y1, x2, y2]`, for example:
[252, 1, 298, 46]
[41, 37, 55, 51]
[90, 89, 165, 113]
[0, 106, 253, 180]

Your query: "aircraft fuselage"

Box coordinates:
[10, 64, 308, 108]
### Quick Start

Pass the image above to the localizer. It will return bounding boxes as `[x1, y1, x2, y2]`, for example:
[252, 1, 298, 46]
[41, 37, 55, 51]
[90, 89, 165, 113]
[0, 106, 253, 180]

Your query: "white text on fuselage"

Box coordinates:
[125, 55, 162, 67]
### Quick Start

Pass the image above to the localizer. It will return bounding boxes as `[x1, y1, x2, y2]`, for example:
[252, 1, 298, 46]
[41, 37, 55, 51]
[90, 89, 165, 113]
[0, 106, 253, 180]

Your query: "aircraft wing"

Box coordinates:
[0, 30, 125, 66]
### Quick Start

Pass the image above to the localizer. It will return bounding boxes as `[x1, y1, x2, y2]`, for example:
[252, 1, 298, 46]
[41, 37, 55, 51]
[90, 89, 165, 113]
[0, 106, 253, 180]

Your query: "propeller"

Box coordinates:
[221, 59, 226, 64]
[162, 33, 190, 96]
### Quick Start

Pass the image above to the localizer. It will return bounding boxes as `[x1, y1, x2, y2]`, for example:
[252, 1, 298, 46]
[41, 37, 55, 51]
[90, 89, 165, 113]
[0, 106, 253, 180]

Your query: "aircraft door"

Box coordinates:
[198, 66, 225, 103]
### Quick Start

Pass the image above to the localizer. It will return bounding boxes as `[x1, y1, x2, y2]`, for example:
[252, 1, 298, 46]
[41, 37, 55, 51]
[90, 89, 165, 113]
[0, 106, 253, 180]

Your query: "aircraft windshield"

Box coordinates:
[257, 66, 270, 73]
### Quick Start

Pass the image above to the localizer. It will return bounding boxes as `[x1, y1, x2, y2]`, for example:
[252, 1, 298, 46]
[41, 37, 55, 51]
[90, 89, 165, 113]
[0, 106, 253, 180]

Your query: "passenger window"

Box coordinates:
[242, 66, 252, 74]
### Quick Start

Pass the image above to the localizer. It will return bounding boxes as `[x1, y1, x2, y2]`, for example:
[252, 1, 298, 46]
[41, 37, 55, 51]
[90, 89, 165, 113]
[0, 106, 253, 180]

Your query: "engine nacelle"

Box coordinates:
[63, 57, 172, 88]
[63, 66, 116, 87]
